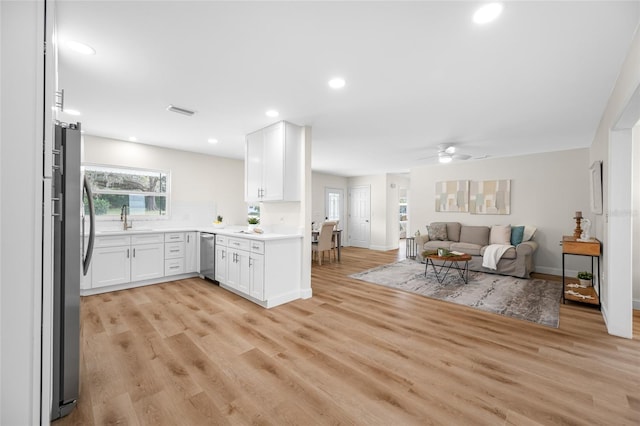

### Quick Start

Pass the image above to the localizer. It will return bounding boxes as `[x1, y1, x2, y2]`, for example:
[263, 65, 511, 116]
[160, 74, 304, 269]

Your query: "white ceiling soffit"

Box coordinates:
[56, 1, 640, 176]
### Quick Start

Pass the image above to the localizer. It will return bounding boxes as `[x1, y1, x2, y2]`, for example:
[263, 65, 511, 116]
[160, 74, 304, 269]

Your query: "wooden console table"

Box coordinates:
[561, 236, 601, 309]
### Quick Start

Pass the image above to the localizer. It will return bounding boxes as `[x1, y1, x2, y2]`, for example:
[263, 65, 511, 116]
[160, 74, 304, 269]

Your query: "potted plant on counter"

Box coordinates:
[247, 216, 259, 232]
[577, 271, 593, 287]
[213, 215, 224, 228]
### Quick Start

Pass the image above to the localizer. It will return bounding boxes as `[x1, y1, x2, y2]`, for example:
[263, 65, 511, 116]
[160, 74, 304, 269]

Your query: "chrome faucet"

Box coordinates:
[120, 205, 132, 230]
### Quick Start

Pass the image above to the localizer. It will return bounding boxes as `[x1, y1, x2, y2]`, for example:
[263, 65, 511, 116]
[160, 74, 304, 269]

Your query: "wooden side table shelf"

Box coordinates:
[561, 236, 601, 309]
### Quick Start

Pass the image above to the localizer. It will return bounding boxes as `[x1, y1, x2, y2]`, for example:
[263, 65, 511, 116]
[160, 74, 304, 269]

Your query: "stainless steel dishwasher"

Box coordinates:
[200, 232, 216, 281]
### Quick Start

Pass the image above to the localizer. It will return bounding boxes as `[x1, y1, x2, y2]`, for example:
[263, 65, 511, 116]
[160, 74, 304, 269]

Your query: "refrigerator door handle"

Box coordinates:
[82, 175, 95, 276]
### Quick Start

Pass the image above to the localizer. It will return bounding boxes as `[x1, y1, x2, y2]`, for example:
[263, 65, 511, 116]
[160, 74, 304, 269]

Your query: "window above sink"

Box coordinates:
[83, 163, 170, 221]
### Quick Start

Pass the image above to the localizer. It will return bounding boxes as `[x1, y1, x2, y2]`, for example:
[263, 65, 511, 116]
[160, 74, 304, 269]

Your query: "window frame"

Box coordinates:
[82, 163, 171, 221]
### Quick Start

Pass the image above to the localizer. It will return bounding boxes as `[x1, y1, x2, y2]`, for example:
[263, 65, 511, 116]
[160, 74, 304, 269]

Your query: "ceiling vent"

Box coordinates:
[166, 104, 196, 116]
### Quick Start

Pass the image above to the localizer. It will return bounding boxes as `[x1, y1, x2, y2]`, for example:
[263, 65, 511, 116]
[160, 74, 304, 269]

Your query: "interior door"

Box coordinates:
[348, 185, 371, 248]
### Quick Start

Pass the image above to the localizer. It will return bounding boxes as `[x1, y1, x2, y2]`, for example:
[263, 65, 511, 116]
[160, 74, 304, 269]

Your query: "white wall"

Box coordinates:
[633, 124, 640, 310]
[589, 25, 639, 337]
[1, 1, 44, 423]
[311, 171, 348, 233]
[84, 135, 246, 228]
[410, 149, 591, 276]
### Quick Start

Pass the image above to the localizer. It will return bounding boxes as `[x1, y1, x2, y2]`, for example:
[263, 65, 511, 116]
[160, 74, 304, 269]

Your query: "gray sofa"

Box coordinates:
[415, 222, 538, 278]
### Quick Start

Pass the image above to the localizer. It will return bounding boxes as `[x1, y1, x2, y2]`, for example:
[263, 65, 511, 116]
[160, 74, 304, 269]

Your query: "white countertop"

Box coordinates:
[95, 226, 302, 241]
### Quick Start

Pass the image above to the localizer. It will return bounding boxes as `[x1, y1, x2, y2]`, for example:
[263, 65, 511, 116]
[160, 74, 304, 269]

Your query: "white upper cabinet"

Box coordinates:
[245, 121, 303, 202]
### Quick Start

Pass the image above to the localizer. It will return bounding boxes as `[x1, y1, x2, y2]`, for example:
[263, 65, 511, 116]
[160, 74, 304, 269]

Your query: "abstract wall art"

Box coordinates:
[435, 180, 469, 212]
[469, 179, 511, 215]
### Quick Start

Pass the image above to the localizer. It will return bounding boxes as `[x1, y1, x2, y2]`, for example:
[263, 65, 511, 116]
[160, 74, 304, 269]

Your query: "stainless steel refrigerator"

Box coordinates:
[51, 122, 95, 420]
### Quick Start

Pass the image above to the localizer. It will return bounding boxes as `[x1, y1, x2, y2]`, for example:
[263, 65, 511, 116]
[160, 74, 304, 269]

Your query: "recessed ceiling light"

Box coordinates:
[128, 136, 137, 142]
[65, 40, 96, 55]
[207, 138, 218, 144]
[473, 3, 503, 24]
[328, 78, 346, 89]
[64, 109, 81, 116]
[265, 110, 279, 118]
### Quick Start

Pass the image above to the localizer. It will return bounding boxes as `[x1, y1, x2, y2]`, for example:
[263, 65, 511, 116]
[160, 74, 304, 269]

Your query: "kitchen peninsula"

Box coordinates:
[83, 228, 303, 309]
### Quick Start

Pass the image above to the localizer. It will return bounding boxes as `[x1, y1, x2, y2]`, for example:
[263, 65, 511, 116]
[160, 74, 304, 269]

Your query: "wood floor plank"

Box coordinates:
[54, 246, 640, 425]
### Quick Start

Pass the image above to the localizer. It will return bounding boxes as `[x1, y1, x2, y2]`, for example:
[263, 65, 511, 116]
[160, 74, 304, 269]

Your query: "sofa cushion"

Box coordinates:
[481, 245, 517, 259]
[523, 225, 537, 241]
[490, 225, 512, 245]
[459, 226, 490, 247]
[445, 222, 462, 242]
[450, 242, 483, 256]
[511, 226, 525, 245]
[427, 223, 448, 241]
[423, 240, 453, 251]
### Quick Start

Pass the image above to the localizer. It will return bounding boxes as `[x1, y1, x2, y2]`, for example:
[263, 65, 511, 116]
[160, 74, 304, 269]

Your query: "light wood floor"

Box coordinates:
[55, 247, 640, 425]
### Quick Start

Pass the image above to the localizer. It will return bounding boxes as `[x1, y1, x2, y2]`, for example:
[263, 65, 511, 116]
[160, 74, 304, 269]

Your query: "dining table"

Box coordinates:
[311, 229, 342, 261]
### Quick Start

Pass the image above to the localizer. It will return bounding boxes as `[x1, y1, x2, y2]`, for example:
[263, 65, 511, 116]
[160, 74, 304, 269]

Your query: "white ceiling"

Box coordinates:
[57, 1, 640, 177]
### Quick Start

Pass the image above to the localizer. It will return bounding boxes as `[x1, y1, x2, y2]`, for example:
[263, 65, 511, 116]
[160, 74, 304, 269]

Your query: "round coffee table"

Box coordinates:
[424, 252, 472, 284]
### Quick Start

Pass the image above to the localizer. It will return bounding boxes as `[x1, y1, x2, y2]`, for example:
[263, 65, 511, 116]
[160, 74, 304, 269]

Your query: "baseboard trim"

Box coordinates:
[369, 244, 397, 251]
[633, 299, 640, 310]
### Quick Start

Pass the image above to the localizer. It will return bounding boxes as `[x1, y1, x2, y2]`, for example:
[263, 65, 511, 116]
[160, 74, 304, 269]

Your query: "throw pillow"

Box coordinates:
[427, 223, 448, 241]
[511, 226, 525, 245]
[490, 225, 511, 245]
[522, 225, 537, 242]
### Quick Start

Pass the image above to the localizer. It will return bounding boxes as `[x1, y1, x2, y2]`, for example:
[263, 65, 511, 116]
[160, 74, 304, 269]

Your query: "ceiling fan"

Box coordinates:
[422, 144, 473, 164]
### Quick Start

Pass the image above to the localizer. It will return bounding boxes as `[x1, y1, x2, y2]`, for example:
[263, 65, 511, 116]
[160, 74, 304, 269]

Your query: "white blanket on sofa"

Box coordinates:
[482, 244, 514, 270]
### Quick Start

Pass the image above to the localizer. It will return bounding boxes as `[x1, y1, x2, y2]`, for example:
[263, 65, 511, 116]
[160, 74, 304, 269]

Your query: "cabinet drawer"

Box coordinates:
[165, 232, 185, 243]
[215, 235, 227, 246]
[249, 240, 265, 254]
[94, 235, 131, 248]
[228, 237, 250, 251]
[165, 242, 185, 259]
[131, 233, 164, 245]
[165, 258, 185, 276]
[562, 238, 600, 256]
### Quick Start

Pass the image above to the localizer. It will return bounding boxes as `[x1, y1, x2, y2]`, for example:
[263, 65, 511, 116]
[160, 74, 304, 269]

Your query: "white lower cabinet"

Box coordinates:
[216, 234, 301, 308]
[249, 253, 265, 300]
[185, 232, 198, 273]
[215, 235, 228, 283]
[131, 242, 164, 281]
[227, 247, 250, 294]
[85, 231, 198, 295]
[164, 232, 185, 276]
[92, 245, 131, 288]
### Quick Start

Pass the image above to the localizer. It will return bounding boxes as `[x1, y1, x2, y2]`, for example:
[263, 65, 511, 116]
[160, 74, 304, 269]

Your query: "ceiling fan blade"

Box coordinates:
[453, 153, 471, 160]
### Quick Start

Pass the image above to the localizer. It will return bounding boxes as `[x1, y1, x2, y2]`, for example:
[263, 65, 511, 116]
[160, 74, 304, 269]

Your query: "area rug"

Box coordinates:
[349, 259, 562, 328]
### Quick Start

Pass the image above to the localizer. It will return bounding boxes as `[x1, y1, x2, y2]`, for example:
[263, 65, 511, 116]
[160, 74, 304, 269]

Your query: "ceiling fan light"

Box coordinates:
[439, 154, 453, 164]
[444, 146, 456, 154]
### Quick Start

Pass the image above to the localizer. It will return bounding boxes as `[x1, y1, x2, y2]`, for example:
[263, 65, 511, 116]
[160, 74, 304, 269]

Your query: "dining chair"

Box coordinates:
[312, 221, 336, 265]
